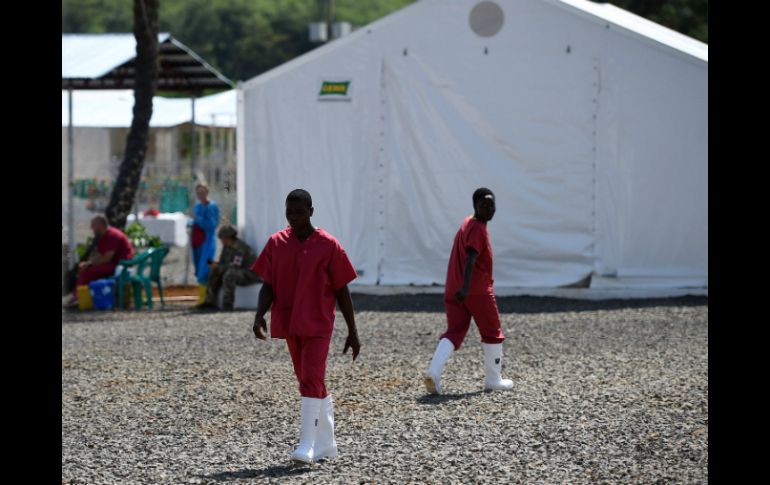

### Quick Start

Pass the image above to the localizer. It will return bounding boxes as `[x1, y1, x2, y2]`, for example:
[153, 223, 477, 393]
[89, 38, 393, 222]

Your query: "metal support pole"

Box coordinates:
[67, 88, 75, 266]
[184, 95, 197, 286]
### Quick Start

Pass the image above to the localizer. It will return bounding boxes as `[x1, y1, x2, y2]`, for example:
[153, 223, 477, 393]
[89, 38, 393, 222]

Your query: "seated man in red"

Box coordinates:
[68, 215, 134, 306]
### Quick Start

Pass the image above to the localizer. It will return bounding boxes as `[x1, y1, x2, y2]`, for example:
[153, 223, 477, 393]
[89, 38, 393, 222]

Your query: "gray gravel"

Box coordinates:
[62, 295, 708, 484]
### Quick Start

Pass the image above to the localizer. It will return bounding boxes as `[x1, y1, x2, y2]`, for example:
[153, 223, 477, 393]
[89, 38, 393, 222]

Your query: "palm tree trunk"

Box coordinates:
[105, 0, 159, 229]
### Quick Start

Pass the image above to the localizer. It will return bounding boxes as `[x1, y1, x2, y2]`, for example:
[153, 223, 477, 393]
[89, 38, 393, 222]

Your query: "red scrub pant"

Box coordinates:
[286, 335, 332, 398]
[74, 263, 117, 297]
[441, 293, 505, 350]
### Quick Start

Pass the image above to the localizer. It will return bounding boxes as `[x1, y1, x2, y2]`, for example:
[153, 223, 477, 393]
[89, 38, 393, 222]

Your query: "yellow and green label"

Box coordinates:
[319, 81, 350, 96]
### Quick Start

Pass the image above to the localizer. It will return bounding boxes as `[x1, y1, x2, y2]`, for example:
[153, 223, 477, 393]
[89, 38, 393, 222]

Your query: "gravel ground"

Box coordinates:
[62, 295, 708, 484]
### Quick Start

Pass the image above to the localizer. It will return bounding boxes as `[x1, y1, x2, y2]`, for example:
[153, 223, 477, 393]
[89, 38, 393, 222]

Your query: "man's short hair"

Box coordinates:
[217, 225, 238, 239]
[286, 189, 313, 209]
[91, 215, 108, 227]
[472, 187, 494, 206]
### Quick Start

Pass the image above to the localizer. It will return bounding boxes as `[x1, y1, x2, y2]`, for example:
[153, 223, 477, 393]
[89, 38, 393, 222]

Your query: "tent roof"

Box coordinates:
[552, 0, 707, 62]
[242, 0, 706, 90]
[61, 89, 237, 128]
[62, 33, 233, 92]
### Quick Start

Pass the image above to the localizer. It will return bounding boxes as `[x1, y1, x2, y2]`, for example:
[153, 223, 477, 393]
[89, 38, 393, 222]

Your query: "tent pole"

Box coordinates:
[67, 88, 75, 267]
[184, 94, 197, 287]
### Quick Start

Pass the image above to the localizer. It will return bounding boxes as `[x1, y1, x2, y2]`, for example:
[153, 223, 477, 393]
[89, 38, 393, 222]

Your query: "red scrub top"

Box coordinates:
[98, 227, 134, 265]
[444, 216, 494, 298]
[252, 227, 357, 338]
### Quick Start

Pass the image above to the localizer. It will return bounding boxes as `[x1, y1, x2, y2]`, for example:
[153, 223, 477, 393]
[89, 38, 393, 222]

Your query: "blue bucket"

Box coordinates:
[89, 279, 115, 310]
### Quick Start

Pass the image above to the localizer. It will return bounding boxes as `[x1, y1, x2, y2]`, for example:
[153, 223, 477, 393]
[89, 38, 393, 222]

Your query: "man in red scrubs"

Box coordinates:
[67, 215, 134, 307]
[251, 189, 360, 463]
[424, 187, 513, 395]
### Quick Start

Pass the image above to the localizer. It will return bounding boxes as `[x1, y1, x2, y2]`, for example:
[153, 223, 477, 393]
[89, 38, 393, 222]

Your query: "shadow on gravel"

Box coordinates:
[62, 295, 708, 323]
[201, 463, 312, 481]
[351, 294, 708, 314]
[416, 390, 485, 405]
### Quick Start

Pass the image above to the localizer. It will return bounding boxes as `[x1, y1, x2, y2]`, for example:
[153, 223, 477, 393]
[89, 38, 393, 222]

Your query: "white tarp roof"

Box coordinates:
[237, 0, 708, 294]
[63, 33, 172, 79]
[546, 0, 707, 62]
[62, 33, 232, 90]
[61, 89, 237, 128]
[62, 32, 236, 127]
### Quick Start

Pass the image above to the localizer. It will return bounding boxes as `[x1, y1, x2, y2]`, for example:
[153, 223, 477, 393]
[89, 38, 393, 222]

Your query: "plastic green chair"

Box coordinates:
[139, 246, 169, 309]
[116, 250, 152, 310]
[116, 246, 169, 309]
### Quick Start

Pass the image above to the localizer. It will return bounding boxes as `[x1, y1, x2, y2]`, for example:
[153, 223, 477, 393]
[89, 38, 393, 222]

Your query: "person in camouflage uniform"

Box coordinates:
[196, 225, 260, 311]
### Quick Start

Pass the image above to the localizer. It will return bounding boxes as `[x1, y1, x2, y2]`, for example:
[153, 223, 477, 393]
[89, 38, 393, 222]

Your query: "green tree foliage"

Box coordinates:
[601, 0, 707, 43]
[64, 0, 415, 81]
[62, 0, 134, 32]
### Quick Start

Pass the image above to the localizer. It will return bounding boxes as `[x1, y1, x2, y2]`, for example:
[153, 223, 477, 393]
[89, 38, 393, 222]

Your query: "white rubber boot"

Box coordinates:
[424, 338, 455, 394]
[483, 342, 513, 391]
[291, 397, 322, 463]
[313, 394, 337, 461]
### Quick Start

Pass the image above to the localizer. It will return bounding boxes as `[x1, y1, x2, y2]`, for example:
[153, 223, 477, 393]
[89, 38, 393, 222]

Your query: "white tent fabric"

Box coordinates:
[237, 0, 707, 291]
[61, 89, 237, 128]
[62, 33, 170, 79]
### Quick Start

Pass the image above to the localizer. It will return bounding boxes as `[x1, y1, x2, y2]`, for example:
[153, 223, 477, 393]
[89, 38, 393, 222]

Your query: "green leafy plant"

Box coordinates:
[76, 236, 94, 260]
[124, 222, 163, 249]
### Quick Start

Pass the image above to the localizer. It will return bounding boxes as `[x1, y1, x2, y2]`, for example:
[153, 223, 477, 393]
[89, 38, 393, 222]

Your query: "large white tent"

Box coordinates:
[236, 0, 707, 295]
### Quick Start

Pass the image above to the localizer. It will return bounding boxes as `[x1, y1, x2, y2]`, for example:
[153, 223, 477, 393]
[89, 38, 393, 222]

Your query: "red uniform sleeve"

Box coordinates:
[97, 231, 117, 254]
[99, 231, 129, 264]
[464, 221, 486, 255]
[117, 235, 134, 261]
[251, 237, 274, 284]
[329, 242, 357, 290]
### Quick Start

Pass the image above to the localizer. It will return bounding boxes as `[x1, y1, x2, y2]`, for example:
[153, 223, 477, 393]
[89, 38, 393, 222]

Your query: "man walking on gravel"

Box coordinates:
[251, 189, 361, 464]
[425, 187, 513, 395]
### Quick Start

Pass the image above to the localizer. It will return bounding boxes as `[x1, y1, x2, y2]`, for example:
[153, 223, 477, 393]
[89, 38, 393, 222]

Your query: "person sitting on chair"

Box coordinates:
[65, 215, 134, 308]
[195, 225, 260, 311]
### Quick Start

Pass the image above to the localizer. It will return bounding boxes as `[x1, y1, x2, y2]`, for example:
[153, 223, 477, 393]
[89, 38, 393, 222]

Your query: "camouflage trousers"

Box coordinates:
[205, 266, 260, 309]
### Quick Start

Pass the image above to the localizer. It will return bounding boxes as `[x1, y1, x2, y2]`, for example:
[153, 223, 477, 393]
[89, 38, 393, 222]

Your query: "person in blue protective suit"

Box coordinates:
[191, 183, 220, 284]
